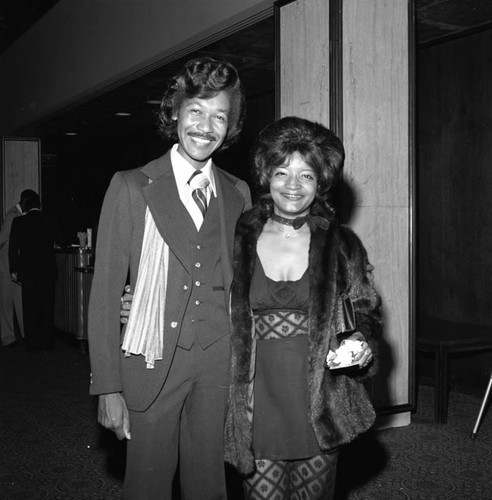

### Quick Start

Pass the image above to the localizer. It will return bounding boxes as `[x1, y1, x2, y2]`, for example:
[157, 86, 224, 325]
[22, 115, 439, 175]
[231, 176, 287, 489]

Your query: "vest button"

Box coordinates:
[195, 281, 201, 287]
[195, 300, 200, 306]
[171, 322, 178, 328]
[195, 262, 201, 268]
[183, 285, 189, 291]
[196, 245, 201, 250]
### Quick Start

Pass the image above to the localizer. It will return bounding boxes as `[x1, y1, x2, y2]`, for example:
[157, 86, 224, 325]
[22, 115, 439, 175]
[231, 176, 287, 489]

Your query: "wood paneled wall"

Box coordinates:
[280, 0, 412, 426]
[418, 29, 492, 327]
[418, 30, 492, 390]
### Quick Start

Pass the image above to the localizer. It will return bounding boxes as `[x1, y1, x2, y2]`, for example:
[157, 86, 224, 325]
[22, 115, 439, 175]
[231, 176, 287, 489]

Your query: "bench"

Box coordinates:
[416, 317, 492, 424]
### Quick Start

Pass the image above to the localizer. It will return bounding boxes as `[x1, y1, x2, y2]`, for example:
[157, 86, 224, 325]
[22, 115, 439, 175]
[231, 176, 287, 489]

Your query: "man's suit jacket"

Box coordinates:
[8, 209, 58, 283]
[88, 151, 251, 411]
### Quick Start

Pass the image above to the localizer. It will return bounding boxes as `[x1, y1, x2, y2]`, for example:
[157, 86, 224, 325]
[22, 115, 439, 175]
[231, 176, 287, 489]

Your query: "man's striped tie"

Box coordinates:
[188, 170, 209, 218]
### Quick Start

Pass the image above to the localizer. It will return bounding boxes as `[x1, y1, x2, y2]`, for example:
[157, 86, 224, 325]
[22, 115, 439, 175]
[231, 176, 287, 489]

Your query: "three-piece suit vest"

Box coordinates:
[176, 193, 229, 350]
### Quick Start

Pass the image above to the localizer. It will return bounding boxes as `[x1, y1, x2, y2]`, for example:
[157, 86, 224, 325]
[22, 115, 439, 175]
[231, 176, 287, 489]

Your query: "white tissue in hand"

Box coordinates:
[327, 339, 363, 367]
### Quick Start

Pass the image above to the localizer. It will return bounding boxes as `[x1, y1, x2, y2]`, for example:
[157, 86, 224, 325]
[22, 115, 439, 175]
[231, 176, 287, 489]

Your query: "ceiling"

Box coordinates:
[1, 0, 492, 160]
[0, 0, 60, 55]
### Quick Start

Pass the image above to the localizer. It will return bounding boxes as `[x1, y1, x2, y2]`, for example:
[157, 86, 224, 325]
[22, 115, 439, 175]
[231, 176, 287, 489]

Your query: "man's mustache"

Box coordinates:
[188, 132, 217, 142]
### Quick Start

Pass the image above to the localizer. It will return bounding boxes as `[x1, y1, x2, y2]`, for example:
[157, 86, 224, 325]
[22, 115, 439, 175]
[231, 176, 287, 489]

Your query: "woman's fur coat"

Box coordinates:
[224, 201, 382, 475]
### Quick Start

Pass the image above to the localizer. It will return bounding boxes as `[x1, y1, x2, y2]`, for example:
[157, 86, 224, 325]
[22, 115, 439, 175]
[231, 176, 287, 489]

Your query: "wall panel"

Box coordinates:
[342, 1, 411, 417]
[279, 0, 331, 123]
[418, 30, 492, 326]
[418, 29, 492, 390]
[279, 0, 412, 425]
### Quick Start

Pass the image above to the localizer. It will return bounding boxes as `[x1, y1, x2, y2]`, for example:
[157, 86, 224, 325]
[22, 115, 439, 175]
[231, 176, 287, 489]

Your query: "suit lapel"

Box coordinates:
[141, 153, 191, 273]
[140, 154, 245, 279]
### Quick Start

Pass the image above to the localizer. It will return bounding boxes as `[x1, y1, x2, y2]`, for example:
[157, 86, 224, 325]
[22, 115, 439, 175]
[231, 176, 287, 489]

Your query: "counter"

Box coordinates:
[54, 252, 93, 347]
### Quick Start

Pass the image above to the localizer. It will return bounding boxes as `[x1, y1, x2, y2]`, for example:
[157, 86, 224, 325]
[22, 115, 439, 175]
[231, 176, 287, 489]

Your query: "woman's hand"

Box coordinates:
[120, 285, 133, 324]
[346, 332, 373, 369]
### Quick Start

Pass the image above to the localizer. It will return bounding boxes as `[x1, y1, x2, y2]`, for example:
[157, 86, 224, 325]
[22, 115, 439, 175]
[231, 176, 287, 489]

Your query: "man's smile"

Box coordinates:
[187, 132, 216, 143]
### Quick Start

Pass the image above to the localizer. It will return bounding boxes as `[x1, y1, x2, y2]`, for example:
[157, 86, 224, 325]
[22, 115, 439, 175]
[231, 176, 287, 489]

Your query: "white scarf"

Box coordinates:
[121, 206, 169, 368]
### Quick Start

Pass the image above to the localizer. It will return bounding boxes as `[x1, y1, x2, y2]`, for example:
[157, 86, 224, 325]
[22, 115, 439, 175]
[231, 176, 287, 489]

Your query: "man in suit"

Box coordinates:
[88, 57, 251, 499]
[9, 189, 58, 351]
[0, 202, 24, 347]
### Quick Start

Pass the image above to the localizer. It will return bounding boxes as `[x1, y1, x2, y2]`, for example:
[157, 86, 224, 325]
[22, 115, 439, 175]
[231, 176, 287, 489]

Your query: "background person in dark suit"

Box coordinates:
[8, 189, 58, 352]
[88, 57, 251, 499]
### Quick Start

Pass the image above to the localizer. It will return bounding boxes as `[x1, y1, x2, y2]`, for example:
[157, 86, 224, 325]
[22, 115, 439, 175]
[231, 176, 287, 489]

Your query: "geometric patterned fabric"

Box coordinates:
[254, 311, 309, 340]
[242, 453, 338, 499]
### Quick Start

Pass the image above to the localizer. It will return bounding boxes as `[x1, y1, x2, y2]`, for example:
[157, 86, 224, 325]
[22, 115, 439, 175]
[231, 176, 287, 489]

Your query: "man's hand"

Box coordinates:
[98, 392, 131, 440]
[10, 273, 20, 285]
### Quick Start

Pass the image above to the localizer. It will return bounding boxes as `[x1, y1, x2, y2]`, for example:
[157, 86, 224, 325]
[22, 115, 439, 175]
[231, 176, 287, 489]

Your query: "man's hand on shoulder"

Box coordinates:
[98, 392, 131, 440]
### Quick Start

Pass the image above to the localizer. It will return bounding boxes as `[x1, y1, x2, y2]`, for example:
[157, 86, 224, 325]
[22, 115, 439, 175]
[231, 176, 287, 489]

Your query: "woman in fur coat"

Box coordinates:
[224, 116, 382, 499]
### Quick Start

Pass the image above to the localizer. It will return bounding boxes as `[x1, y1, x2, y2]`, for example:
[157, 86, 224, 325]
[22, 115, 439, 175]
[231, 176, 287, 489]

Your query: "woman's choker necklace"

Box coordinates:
[271, 213, 308, 230]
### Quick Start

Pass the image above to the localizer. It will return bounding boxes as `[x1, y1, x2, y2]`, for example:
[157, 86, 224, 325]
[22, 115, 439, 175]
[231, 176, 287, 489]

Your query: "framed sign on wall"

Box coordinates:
[1, 137, 41, 222]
